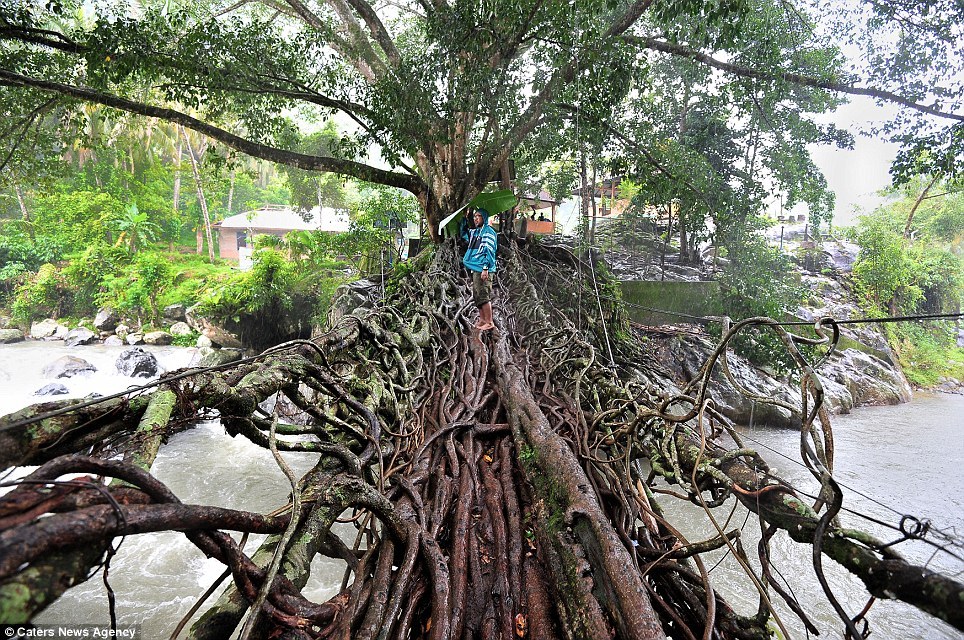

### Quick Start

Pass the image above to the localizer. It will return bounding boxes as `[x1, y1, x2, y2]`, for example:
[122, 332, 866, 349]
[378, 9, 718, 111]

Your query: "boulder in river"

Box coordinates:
[114, 323, 130, 340]
[144, 330, 173, 345]
[163, 303, 187, 322]
[34, 382, 70, 396]
[64, 327, 97, 347]
[103, 335, 124, 347]
[126, 333, 145, 345]
[42, 355, 97, 379]
[197, 348, 244, 368]
[93, 308, 120, 332]
[169, 321, 193, 336]
[185, 304, 239, 346]
[30, 318, 64, 339]
[116, 347, 159, 378]
[199, 319, 243, 349]
[0, 328, 24, 344]
[185, 304, 202, 332]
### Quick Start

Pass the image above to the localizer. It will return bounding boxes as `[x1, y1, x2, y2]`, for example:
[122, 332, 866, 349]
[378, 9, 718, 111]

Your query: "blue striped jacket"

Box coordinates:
[462, 223, 498, 273]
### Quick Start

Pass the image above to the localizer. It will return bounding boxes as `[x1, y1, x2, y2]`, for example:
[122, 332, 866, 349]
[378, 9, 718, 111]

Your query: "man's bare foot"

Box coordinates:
[477, 322, 495, 331]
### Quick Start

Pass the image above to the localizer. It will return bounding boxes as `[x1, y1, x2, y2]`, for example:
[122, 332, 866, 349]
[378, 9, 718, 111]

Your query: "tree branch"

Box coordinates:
[221, 0, 371, 82]
[0, 503, 290, 581]
[0, 26, 81, 54]
[281, 0, 385, 81]
[158, 79, 375, 127]
[0, 70, 425, 194]
[0, 96, 60, 174]
[566, 104, 715, 209]
[342, 0, 402, 68]
[496, 0, 656, 163]
[628, 36, 964, 122]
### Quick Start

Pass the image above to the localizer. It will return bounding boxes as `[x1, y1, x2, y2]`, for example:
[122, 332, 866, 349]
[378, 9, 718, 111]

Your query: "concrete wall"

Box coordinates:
[219, 231, 239, 260]
[620, 280, 723, 325]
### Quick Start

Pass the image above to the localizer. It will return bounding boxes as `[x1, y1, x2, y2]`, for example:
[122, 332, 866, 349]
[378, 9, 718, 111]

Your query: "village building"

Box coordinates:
[214, 205, 351, 268]
[572, 176, 630, 222]
[518, 189, 560, 235]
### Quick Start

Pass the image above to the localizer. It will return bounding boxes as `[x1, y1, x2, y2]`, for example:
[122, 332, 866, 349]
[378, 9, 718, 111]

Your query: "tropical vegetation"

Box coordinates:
[848, 175, 964, 385]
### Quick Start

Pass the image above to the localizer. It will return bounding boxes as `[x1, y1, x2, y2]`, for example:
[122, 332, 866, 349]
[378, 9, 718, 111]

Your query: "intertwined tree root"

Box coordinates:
[0, 241, 961, 639]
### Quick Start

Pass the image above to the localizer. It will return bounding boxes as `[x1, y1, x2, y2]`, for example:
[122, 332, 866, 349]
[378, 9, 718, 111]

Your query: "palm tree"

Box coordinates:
[114, 203, 160, 253]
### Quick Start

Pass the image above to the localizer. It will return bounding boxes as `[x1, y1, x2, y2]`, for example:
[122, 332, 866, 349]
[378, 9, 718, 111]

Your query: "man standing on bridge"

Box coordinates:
[462, 207, 497, 331]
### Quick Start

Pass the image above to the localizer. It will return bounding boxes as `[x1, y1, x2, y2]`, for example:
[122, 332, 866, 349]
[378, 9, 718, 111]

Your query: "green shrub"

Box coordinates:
[0, 261, 28, 306]
[0, 232, 67, 270]
[851, 208, 963, 316]
[171, 330, 201, 347]
[716, 237, 806, 372]
[156, 254, 233, 310]
[33, 191, 121, 252]
[61, 244, 130, 316]
[889, 322, 964, 387]
[195, 248, 347, 351]
[11, 263, 70, 324]
[98, 252, 174, 324]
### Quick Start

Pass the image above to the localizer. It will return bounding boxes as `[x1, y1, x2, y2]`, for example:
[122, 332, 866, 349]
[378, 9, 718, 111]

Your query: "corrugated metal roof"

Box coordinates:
[217, 206, 351, 232]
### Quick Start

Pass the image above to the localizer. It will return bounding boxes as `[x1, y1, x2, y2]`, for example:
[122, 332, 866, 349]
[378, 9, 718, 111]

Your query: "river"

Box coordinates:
[1, 341, 962, 639]
[663, 393, 964, 640]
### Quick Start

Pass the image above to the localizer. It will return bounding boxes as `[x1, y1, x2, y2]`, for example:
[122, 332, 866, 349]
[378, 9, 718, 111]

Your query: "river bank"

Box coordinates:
[0, 341, 198, 416]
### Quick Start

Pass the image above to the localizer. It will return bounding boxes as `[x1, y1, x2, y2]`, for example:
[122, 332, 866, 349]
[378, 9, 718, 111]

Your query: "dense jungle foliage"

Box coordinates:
[846, 176, 964, 385]
[0, 135, 419, 335]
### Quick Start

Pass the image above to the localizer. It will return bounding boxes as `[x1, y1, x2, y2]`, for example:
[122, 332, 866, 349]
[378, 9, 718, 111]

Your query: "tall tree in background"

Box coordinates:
[2, 0, 961, 241]
[282, 122, 351, 214]
[179, 125, 216, 260]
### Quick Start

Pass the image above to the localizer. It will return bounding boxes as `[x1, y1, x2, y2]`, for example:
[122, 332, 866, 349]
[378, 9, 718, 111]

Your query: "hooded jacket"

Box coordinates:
[461, 209, 498, 273]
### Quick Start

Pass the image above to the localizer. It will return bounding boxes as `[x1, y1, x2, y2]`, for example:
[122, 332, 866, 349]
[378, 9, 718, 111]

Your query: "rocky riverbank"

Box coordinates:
[604, 235, 950, 428]
[640, 328, 914, 429]
[514, 232, 947, 422]
[0, 302, 250, 380]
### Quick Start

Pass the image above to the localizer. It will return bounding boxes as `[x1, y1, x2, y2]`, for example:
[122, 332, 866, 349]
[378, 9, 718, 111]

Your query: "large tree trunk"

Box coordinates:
[1, 242, 960, 639]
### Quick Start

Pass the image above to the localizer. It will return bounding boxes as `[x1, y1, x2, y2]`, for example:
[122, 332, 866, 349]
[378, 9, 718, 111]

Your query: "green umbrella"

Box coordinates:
[438, 205, 469, 237]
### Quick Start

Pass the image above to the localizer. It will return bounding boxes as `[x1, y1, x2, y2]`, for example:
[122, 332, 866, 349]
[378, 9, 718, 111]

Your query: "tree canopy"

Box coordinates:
[2, 0, 962, 239]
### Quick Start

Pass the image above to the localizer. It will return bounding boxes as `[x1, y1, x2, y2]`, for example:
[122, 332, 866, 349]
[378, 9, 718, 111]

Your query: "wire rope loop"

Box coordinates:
[898, 514, 930, 540]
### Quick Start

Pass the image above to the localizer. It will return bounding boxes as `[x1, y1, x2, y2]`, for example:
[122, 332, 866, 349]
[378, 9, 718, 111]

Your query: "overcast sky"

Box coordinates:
[809, 96, 900, 228]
